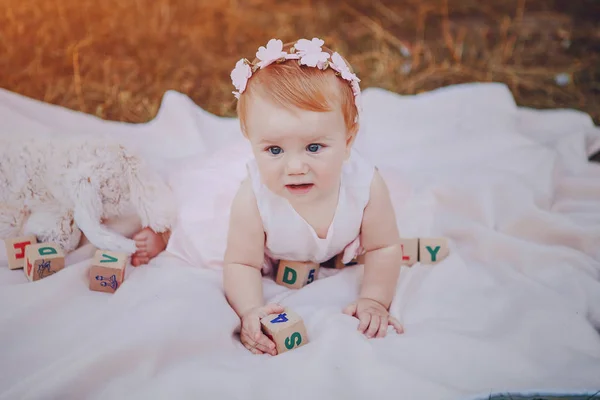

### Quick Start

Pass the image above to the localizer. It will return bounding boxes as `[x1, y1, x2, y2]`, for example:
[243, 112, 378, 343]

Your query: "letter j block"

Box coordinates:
[4, 235, 37, 270]
[89, 249, 128, 293]
[260, 308, 309, 355]
[275, 260, 320, 289]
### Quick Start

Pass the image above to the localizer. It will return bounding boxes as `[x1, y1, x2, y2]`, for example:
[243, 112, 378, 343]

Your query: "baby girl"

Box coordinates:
[223, 38, 404, 355]
[134, 38, 405, 356]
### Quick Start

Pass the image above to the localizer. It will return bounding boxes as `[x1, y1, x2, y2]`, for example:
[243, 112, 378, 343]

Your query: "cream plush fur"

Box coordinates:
[0, 136, 177, 254]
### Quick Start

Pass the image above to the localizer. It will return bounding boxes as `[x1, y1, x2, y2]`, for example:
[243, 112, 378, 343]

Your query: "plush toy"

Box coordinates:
[0, 136, 177, 254]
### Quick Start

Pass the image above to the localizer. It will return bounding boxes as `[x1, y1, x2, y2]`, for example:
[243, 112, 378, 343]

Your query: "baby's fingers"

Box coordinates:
[365, 314, 381, 338]
[244, 318, 276, 356]
[241, 330, 276, 355]
[389, 316, 404, 334]
[241, 338, 264, 355]
[375, 315, 389, 338]
[357, 311, 371, 334]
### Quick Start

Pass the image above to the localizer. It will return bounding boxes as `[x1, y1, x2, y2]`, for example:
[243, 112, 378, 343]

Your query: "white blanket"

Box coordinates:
[1, 83, 599, 400]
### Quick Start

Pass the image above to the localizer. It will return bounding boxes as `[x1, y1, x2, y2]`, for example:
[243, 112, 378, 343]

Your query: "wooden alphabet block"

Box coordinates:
[89, 249, 128, 293]
[24, 243, 65, 281]
[399, 238, 419, 266]
[276, 260, 319, 289]
[419, 238, 449, 264]
[260, 308, 308, 355]
[334, 253, 366, 269]
[4, 235, 37, 270]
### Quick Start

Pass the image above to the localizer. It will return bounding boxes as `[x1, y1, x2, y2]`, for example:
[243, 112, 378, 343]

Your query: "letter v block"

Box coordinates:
[89, 249, 128, 293]
[419, 238, 449, 264]
[4, 235, 37, 270]
[275, 260, 320, 289]
[260, 308, 309, 355]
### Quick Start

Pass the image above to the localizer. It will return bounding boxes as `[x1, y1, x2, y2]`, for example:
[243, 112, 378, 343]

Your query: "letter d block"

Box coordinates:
[24, 243, 65, 281]
[89, 250, 128, 293]
[261, 308, 308, 355]
[4, 235, 37, 270]
[419, 238, 449, 264]
[276, 260, 320, 289]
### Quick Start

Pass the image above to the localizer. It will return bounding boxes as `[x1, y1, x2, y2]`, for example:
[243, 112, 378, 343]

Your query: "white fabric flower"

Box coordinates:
[330, 52, 359, 82]
[256, 39, 287, 69]
[230, 59, 252, 97]
[295, 38, 330, 69]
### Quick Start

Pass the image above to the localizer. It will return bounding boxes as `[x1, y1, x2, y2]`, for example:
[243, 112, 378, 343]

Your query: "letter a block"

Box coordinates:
[276, 260, 320, 289]
[24, 243, 65, 281]
[89, 250, 128, 293]
[4, 235, 37, 270]
[260, 308, 308, 355]
[419, 238, 449, 264]
[399, 238, 419, 266]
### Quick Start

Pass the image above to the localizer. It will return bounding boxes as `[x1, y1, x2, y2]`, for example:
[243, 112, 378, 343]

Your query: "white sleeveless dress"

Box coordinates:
[246, 149, 376, 274]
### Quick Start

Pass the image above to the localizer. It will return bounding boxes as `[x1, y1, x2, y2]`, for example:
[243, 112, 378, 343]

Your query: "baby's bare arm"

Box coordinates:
[359, 170, 402, 309]
[223, 178, 266, 318]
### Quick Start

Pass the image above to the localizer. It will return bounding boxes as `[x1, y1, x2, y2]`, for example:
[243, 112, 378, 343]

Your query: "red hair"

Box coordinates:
[237, 43, 358, 136]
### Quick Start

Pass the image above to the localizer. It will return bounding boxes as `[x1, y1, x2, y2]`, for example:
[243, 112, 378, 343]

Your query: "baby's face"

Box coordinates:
[244, 95, 353, 204]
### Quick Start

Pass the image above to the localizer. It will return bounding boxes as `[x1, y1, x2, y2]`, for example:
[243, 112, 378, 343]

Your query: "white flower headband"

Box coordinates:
[230, 37, 362, 122]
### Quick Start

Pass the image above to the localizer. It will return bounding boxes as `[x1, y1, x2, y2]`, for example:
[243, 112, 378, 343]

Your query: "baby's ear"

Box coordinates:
[345, 124, 359, 157]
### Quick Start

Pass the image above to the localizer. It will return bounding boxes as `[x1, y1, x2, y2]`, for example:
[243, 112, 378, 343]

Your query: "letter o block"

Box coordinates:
[275, 260, 320, 289]
[260, 308, 309, 355]
[24, 243, 65, 281]
[89, 250, 128, 293]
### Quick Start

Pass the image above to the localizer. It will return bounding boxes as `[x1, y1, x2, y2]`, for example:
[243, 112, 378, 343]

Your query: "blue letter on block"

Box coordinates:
[307, 269, 316, 284]
[426, 246, 440, 261]
[270, 313, 288, 324]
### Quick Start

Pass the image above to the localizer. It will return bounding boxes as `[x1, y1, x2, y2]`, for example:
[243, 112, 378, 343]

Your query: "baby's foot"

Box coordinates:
[131, 227, 168, 266]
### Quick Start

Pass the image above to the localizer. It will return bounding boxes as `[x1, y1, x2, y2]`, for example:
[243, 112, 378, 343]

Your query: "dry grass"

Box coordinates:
[0, 0, 599, 124]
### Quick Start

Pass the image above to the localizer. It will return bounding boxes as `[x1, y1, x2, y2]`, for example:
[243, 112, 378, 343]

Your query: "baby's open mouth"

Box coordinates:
[285, 183, 314, 194]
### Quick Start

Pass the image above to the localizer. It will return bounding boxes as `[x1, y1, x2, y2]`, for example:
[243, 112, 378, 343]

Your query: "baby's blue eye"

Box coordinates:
[307, 144, 322, 153]
[268, 146, 282, 155]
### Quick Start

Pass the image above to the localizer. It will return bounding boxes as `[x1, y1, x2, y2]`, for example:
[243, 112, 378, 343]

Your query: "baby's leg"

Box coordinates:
[131, 227, 170, 266]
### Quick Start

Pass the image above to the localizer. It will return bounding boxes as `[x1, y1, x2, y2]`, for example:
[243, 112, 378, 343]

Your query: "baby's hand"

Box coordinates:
[343, 298, 404, 338]
[132, 227, 167, 266]
[240, 303, 285, 356]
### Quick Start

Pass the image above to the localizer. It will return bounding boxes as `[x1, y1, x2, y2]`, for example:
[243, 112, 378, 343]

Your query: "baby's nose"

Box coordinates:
[285, 156, 308, 175]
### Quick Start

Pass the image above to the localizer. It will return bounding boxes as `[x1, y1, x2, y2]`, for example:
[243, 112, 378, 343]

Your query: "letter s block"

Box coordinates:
[89, 249, 128, 293]
[24, 243, 65, 281]
[4, 235, 37, 270]
[260, 308, 309, 355]
[275, 260, 320, 289]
